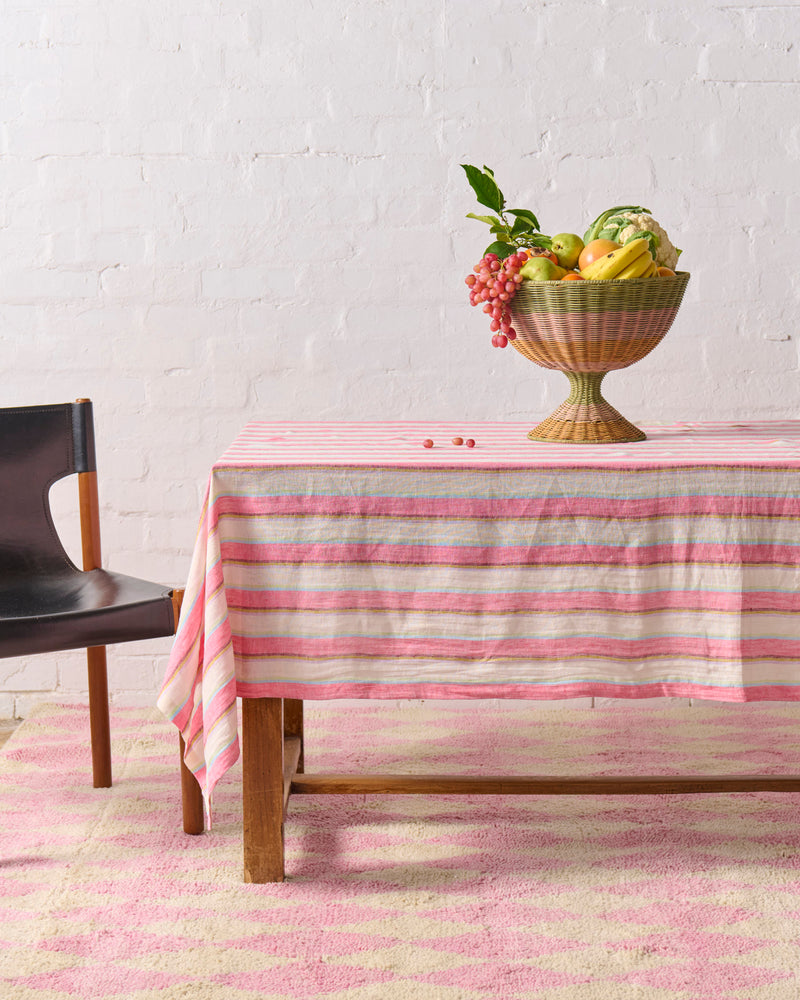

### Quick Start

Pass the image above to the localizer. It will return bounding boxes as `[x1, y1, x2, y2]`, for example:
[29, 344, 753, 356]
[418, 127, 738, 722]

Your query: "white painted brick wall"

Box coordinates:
[1, 0, 799, 716]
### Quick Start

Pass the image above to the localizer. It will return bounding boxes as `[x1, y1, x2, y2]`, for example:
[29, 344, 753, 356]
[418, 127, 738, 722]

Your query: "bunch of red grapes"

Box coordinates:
[465, 250, 526, 348]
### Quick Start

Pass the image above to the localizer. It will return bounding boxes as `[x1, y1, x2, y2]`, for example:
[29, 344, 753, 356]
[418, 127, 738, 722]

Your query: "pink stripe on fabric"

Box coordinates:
[226, 587, 800, 614]
[163, 592, 207, 676]
[233, 634, 800, 660]
[221, 540, 800, 567]
[214, 493, 800, 519]
[237, 679, 800, 703]
[157, 496, 212, 730]
[200, 613, 233, 665]
[158, 486, 242, 814]
[168, 675, 199, 732]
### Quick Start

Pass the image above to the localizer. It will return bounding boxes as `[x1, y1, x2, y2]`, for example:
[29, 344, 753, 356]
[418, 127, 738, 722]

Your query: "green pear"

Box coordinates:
[551, 233, 585, 270]
[520, 257, 560, 281]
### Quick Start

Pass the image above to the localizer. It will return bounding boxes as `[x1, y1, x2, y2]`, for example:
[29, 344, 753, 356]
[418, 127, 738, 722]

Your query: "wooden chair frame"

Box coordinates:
[78, 457, 183, 788]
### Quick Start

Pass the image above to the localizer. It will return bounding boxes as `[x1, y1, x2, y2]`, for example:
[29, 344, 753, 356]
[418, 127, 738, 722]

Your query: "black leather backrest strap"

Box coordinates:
[0, 402, 95, 574]
[70, 400, 96, 474]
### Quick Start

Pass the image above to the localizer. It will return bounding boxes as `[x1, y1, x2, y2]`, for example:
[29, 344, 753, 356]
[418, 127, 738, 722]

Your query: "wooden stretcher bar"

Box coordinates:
[178, 696, 800, 883]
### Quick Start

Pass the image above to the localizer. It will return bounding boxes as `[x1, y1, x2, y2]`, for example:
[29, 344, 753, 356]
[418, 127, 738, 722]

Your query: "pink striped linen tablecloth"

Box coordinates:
[158, 420, 800, 812]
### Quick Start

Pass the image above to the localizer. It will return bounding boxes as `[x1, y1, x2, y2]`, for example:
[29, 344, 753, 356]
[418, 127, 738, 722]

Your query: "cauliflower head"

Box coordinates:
[612, 213, 680, 270]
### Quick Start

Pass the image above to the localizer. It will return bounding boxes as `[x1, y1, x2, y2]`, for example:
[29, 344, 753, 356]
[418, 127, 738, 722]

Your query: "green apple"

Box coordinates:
[520, 257, 561, 281]
[550, 233, 585, 270]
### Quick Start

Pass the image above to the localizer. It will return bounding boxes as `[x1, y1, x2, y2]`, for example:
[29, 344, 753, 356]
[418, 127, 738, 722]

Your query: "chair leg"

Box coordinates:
[86, 645, 112, 788]
[78, 460, 112, 789]
[180, 734, 205, 834]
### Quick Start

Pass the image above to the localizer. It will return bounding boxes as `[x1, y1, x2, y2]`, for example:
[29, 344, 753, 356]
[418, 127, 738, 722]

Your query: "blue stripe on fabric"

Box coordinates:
[205, 732, 239, 771]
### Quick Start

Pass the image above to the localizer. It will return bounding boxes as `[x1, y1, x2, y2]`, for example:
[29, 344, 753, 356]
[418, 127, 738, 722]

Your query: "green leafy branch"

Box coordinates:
[461, 164, 552, 259]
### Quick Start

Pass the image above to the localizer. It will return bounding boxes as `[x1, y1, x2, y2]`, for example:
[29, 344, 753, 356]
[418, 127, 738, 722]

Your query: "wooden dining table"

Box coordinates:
[158, 420, 800, 882]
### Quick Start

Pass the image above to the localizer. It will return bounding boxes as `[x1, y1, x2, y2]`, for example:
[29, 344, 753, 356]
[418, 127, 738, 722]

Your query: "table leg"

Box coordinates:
[242, 697, 285, 883]
[284, 698, 304, 773]
[179, 734, 205, 835]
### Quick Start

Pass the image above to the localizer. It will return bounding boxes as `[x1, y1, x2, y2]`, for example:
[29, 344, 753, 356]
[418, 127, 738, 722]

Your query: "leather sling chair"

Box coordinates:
[0, 399, 183, 788]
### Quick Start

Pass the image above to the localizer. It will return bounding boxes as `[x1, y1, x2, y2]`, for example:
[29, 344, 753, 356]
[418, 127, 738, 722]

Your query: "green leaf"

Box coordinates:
[461, 164, 504, 214]
[483, 240, 516, 259]
[507, 208, 541, 231]
[510, 215, 534, 236]
[466, 212, 503, 227]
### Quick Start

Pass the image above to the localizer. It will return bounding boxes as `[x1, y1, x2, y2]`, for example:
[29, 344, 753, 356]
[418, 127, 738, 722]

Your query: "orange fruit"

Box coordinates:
[656, 266, 676, 276]
[578, 239, 621, 271]
[524, 246, 558, 265]
[561, 272, 585, 281]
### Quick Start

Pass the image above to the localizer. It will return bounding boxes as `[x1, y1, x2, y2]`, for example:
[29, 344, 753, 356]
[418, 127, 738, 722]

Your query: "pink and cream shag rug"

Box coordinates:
[3, 699, 800, 999]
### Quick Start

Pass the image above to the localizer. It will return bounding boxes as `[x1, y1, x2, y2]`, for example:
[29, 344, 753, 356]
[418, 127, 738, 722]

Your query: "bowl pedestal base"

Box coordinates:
[528, 371, 647, 444]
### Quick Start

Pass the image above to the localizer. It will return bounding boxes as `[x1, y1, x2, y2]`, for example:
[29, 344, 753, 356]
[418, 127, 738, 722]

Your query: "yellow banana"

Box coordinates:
[613, 249, 655, 280]
[580, 237, 650, 280]
[581, 237, 649, 279]
[643, 259, 657, 277]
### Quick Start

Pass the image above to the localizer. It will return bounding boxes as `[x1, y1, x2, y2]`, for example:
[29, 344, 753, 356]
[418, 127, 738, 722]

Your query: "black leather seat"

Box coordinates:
[0, 400, 181, 786]
[0, 569, 175, 657]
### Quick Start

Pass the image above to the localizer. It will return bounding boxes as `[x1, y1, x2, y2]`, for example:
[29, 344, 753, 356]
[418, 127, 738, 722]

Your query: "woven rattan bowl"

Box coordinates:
[509, 271, 690, 443]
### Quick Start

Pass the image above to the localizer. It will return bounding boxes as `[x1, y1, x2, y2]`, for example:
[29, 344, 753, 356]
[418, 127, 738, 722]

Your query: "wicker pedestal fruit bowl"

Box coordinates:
[509, 271, 690, 443]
